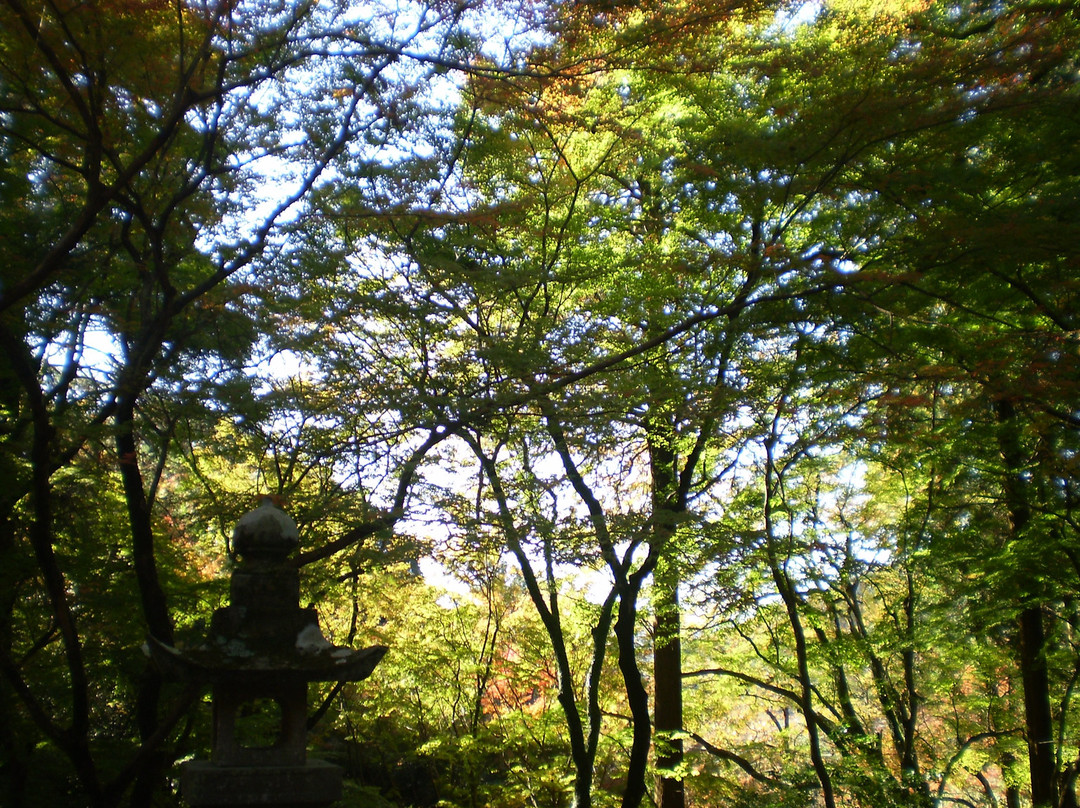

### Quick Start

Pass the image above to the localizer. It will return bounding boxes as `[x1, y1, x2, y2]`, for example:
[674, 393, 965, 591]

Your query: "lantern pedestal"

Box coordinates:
[181, 760, 343, 808]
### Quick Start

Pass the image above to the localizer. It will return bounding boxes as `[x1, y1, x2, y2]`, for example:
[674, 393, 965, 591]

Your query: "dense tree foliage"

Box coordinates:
[2, 0, 1078, 807]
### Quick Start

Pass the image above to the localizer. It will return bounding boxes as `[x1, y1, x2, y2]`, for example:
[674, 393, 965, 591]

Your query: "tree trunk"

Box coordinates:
[1019, 604, 1057, 808]
[114, 397, 175, 805]
[1, 517, 29, 808]
[616, 570, 653, 808]
[472, 438, 605, 808]
[653, 574, 684, 808]
[1002, 751, 1022, 808]
[115, 398, 174, 647]
[647, 409, 686, 808]
[995, 398, 1058, 808]
[763, 430, 836, 808]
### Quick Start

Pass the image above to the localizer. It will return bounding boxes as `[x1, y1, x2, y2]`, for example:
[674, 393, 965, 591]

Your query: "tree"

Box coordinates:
[0, 0, 496, 804]
[303, 0, 1080, 804]
[820, 3, 1080, 801]
[6, 0, 1078, 806]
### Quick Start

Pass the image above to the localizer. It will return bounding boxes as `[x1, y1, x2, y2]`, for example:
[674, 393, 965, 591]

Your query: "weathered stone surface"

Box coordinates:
[211, 681, 307, 767]
[181, 760, 343, 808]
[146, 635, 387, 685]
[232, 498, 300, 563]
[148, 500, 387, 684]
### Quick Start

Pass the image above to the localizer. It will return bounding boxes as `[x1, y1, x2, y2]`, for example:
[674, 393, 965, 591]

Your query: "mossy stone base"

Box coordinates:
[181, 759, 342, 807]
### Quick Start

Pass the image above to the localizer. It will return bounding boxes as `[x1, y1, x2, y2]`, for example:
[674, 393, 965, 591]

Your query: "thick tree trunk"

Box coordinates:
[647, 415, 686, 808]
[653, 578, 684, 808]
[1019, 605, 1057, 808]
[1, 518, 29, 808]
[995, 398, 1058, 808]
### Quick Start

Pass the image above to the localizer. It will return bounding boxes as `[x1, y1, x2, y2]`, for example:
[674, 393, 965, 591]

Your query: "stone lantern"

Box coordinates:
[149, 500, 387, 807]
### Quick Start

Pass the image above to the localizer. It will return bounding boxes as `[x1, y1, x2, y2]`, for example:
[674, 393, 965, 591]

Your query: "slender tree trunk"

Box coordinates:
[1002, 752, 1022, 808]
[115, 397, 174, 646]
[472, 437, 605, 808]
[616, 573, 653, 808]
[763, 429, 836, 808]
[114, 397, 175, 806]
[5, 329, 104, 806]
[780, 581, 837, 808]
[1061, 766, 1080, 808]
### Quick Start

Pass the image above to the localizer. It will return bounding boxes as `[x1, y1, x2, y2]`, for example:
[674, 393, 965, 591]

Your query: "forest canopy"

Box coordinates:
[1, 0, 1078, 806]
